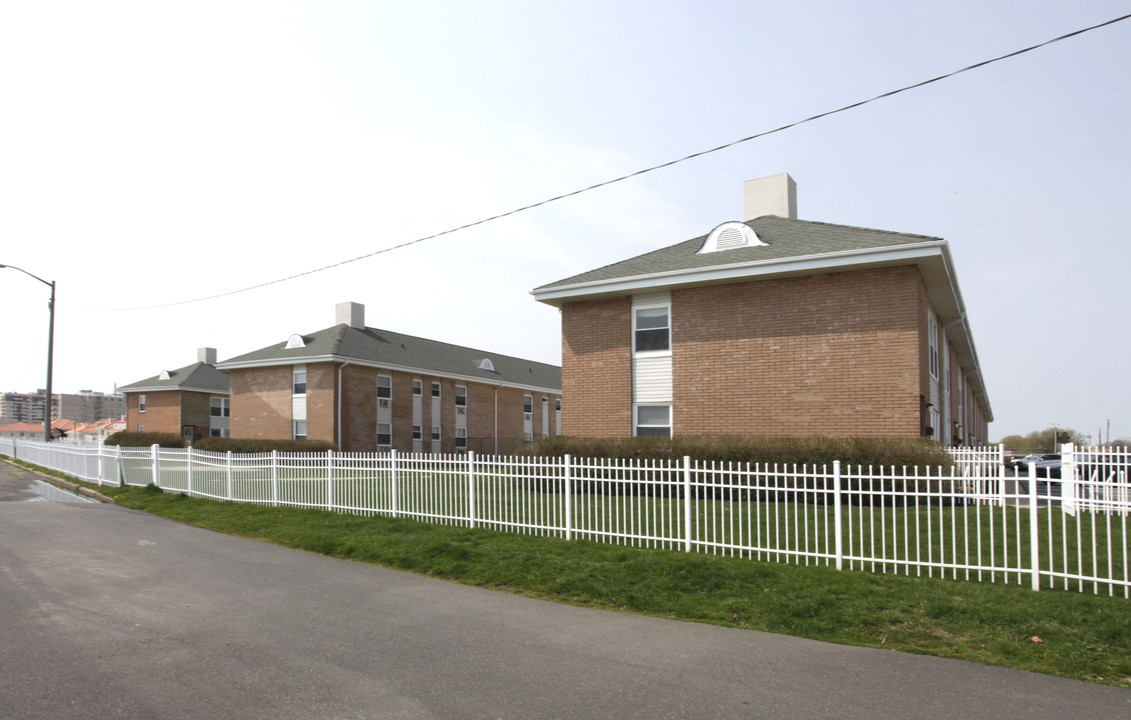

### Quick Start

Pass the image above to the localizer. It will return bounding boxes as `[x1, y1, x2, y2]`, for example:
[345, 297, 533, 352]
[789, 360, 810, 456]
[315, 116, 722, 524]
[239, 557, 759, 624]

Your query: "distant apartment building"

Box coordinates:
[1, 390, 124, 425]
[58, 390, 126, 423]
[0, 391, 56, 424]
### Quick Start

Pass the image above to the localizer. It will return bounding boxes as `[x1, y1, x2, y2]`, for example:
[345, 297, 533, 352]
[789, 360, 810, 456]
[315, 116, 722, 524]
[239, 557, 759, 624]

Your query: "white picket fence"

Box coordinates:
[2, 438, 1127, 597]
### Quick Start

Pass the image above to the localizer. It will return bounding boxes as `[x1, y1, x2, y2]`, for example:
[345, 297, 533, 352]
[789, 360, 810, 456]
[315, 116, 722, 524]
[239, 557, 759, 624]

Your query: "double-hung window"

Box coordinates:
[377, 422, 392, 448]
[634, 404, 671, 438]
[210, 397, 230, 417]
[377, 375, 392, 399]
[138, 394, 147, 413]
[455, 386, 467, 407]
[293, 367, 307, 395]
[634, 306, 670, 353]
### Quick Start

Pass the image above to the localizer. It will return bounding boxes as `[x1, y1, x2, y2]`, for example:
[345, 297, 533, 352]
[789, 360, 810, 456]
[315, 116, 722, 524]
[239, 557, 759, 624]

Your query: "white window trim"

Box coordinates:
[632, 302, 672, 357]
[138, 394, 146, 413]
[634, 403, 672, 438]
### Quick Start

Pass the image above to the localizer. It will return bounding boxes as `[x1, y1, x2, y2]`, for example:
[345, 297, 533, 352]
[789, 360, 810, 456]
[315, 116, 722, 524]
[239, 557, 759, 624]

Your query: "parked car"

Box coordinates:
[1017, 454, 1063, 505]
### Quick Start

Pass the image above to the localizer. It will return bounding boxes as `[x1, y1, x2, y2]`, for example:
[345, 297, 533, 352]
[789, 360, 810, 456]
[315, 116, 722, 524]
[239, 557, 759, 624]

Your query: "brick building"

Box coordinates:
[216, 303, 562, 454]
[531, 174, 992, 445]
[117, 348, 231, 443]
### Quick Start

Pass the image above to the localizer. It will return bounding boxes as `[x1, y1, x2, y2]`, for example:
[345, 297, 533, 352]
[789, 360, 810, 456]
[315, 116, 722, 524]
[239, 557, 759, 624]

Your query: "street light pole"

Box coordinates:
[0, 264, 56, 442]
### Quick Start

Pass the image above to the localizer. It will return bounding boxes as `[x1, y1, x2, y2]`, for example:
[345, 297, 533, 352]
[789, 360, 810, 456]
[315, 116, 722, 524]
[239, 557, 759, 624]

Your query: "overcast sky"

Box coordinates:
[1, 1, 1128, 443]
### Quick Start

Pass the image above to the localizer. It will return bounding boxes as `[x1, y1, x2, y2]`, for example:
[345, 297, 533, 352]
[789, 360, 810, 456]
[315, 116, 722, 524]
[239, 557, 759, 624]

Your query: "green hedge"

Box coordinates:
[518, 435, 955, 471]
[104, 431, 184, 448]
[191, 437, 337, 454]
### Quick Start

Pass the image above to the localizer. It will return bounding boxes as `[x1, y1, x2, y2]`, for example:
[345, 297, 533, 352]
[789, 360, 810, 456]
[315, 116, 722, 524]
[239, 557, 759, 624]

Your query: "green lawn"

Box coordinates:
[80, 476, 1131, 688]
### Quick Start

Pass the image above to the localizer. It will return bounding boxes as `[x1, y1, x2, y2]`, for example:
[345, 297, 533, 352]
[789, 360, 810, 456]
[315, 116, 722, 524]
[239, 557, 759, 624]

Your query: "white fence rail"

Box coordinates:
[2, 438, 1126, 597]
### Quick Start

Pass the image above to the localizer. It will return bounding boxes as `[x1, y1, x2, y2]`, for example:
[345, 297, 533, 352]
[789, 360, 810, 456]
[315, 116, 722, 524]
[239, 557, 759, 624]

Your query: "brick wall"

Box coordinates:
[671, 266, 925, 438]
[181, 391, 212, 442]
[561, 296, 633, 437]
[230, 366, 294, 440]
[126, 390, 181, 434]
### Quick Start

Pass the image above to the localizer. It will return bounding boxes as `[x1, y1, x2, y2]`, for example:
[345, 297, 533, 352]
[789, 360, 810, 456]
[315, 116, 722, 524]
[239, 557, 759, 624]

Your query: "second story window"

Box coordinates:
[523, 395, 533, 414]
[455, 386, 467, 407]
[210, 397, 230, 417]
[138, 394, 146, 413]
[293, 366, 307, 395]
[432, 382, 441, 398]
[377, 375, 392, 399]
[412, 379, 422, 396]
[634, 305, 670, 353]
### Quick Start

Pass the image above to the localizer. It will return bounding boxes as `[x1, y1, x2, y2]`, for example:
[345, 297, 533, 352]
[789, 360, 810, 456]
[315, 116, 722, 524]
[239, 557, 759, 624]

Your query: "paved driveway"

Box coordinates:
[1, 463, 1128, 719]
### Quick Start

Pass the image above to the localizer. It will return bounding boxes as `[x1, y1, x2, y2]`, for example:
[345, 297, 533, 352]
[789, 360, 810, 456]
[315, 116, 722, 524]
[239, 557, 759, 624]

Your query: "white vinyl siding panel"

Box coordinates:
[292, 395, 307, 422]
[633, 355, 672, 403]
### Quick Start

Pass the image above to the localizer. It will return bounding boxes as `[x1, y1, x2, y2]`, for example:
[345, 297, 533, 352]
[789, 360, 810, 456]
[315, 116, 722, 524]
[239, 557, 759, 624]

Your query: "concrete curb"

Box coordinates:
[0, 457, 116, 504]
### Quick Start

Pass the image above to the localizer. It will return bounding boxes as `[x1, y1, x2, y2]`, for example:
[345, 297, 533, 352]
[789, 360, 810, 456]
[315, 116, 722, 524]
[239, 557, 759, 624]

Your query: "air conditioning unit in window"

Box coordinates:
[457, 406, 466, 415]
[379, 399, 390, 408]
[524, 413, 532, 421]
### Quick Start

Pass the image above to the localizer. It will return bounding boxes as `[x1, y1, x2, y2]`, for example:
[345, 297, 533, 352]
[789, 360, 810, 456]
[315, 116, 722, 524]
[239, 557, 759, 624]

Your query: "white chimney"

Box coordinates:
[743, 173, 797, 221]
[336, 302, 365, 329]
[198, 347, 217, 365]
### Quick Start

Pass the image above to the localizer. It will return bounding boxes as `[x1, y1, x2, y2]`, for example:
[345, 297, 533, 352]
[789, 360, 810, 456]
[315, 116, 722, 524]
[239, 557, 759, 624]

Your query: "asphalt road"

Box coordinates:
[1, 463, 1128, 719]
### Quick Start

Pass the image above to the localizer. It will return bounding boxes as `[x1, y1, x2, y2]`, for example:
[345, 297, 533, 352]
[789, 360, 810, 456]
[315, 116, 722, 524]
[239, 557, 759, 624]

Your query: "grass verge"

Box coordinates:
[14, 462, 1131, 688]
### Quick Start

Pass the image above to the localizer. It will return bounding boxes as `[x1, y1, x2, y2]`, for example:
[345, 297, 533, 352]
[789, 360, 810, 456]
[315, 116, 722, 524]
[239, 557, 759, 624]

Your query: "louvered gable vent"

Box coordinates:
[697, 221, 767, 254]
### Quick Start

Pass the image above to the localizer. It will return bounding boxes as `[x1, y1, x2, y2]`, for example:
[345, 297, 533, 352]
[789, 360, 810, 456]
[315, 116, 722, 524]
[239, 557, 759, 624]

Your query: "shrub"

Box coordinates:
[518, 435, 954, 471]
[104, 431, 184, 448]
[191, 437, 337, 454]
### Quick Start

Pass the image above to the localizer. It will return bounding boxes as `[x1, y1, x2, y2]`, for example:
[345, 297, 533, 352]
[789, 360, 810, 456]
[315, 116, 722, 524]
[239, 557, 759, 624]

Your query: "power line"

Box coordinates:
[115, 11, 1131, 311]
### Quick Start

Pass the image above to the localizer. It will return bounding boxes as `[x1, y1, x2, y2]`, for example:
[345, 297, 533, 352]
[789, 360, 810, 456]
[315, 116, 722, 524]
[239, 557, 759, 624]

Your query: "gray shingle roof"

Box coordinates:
[117, 362, 230, 394]
[534, 216, 940, 291]
[219, 325, 561, 392]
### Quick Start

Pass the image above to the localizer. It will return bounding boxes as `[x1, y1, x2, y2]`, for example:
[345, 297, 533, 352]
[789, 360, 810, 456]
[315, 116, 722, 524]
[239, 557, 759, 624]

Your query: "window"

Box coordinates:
[635, 404, 671, 438]
[412, 379, 422, 396]
[634, 306, 670, 352]
[431, 382, 441, 398]
[377, 422, 391, 448]
[293, 420, 306, 440]
[523, 431, 533, 443]
[138, 394, 146, 413]
[210, 428, 230, 438]
[455, 427, 467, 451]
[431, 425, 441, 441]
[455, 386, 467, 407]
[928, 314, 939, 379]
[412, 425, 422, 440]
[523, 395, 533, 414]
[138, 424, 147, 433]
[556, 399, 561, 411]
[377, 375, 392, 399]
[293, 366, 307, 395]
[210, 397, 230, 417]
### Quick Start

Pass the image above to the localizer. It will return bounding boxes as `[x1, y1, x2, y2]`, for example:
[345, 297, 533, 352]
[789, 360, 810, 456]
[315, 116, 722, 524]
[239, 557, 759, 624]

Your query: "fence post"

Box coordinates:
[1028, 463, 1040, 592]
[116, 445, 123, 487]
[563, 454, 573, 541]
[390, 448, 399, 518]
[151, 444, 160, 487]
[683, 456, 692, 552]
[97, 442, 105, 486]
[226, 450, 234, 501]
[1061, 442, 1077, 516]
[327, 450, 334, 512]
[467, 451, 477, 529]
[271, 450, 279, 507]
[187, 446, 194, 496]
[11, 438, 17, 461]
[833, 460, 844, 571]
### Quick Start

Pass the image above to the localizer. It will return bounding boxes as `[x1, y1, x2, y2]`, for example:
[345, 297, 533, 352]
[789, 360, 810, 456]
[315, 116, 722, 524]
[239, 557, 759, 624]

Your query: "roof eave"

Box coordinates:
[532, 242, 950, 307]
